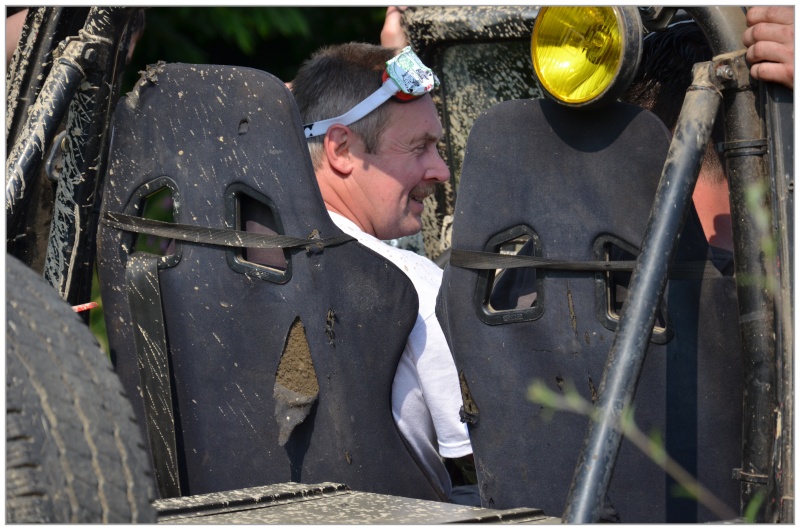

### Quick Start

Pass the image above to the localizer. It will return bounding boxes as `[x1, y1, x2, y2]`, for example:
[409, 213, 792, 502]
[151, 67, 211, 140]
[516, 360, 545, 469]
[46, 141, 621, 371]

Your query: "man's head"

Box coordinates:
[623, 21, 726, 183]
[292, 43, 396, 169]
[292, 42, 449, 240]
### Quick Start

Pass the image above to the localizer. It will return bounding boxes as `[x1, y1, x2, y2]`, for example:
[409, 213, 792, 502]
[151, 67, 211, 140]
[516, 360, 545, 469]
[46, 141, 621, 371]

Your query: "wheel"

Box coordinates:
[6, 255, 156, 523]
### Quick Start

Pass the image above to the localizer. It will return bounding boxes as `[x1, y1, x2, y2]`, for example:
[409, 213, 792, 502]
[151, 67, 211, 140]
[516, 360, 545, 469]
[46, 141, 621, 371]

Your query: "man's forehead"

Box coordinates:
[386, 98, 443, 141]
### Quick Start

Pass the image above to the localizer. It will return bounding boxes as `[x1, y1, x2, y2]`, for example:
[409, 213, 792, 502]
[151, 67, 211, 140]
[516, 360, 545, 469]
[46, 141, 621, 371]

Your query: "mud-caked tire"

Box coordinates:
[6, 255, 157, 523]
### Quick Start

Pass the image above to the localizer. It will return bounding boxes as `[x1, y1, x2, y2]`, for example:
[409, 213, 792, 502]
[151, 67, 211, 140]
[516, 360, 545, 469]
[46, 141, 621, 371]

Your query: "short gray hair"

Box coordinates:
[291, 42, 397, 169]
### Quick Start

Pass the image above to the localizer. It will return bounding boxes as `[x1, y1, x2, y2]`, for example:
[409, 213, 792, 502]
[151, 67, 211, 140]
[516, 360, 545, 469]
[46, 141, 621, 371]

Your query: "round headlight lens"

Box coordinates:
[532, 6, 639, 106]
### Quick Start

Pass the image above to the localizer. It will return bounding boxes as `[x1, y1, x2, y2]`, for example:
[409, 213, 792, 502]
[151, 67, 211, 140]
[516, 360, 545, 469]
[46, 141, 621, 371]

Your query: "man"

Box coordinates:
[623, 7, 794, 274]
[623, 20, 733, 273]
[290, 43, 476, 505]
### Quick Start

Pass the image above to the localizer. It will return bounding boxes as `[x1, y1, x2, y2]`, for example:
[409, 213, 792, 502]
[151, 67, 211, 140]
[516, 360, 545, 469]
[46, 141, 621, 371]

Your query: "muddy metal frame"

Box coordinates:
[6, 6, 141, 306]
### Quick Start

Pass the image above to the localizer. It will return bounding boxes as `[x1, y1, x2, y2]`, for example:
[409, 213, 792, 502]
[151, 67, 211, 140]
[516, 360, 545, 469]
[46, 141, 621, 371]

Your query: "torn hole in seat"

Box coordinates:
[273, 317, 319, 446]
[458, 371, 479, 425]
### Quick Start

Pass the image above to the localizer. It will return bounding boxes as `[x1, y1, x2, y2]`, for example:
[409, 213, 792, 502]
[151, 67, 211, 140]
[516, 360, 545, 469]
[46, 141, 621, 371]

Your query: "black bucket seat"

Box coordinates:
[97, 63, 440, 501]
[437, 99, 742, 522]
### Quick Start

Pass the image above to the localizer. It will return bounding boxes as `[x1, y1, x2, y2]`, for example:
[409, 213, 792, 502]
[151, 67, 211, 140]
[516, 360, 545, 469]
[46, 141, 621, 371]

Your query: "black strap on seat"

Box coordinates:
[125, 253, 181, 499]
[103, 211, 355, 252]
[449, 248, 720, 279]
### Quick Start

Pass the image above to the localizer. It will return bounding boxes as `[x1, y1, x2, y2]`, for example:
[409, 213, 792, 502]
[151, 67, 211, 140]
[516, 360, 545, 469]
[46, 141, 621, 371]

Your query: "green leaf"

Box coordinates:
[669, 483, 697, 500]
[528, 380, 557, 407]
[743, 491, 765, 523]
[646, 427, 666, 464]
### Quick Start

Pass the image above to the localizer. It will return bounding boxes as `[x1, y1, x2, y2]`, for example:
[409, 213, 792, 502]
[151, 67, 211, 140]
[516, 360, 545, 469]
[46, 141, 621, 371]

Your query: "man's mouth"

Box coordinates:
[410, 184, 435, 204]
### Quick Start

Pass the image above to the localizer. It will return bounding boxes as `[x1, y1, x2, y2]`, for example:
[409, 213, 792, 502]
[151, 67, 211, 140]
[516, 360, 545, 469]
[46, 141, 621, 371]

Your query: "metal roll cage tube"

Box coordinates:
[564, 6, 783, 523]
[6, 7, 140, 305]
[6, 36, 85, 227]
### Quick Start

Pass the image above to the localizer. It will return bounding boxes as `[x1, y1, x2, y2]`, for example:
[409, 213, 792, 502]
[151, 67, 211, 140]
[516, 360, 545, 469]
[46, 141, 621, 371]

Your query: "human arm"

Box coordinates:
[411, 314, 473, 459]
[742, 6, 794, 89]
[381, 6, 408, 50]
[401, 256, 473, 460]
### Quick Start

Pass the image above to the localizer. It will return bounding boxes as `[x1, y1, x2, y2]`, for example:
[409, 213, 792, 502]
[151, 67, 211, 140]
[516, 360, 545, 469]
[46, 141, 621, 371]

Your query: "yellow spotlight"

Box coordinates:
[532, 6, 642, 107]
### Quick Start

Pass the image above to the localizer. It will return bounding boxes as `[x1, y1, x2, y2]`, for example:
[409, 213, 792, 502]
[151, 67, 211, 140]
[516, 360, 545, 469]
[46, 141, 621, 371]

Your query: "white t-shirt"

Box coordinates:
[329, 211, 473, 500]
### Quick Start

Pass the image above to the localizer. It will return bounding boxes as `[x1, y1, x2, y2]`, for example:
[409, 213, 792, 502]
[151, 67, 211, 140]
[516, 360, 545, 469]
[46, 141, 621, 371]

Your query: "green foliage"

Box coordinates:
[133, 189, 175, 255]
[670, 483, 697, 500]
[743, 490, 766, 523]
[141, 7, 309, 60]
[745, 180, 779, 292]
[528, 379, 592, 418]
[646, 427, 666, 465]
[124, 7, 387, 91]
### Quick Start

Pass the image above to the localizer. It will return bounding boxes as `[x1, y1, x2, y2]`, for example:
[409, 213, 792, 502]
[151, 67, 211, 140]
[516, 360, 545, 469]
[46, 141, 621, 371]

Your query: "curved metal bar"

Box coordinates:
[6, 8, 95, 273]
[5, 45, 85, 229]
[687, 6, 779, 522]
[685, 6, 747, 55]
[42, 6, 138, 303]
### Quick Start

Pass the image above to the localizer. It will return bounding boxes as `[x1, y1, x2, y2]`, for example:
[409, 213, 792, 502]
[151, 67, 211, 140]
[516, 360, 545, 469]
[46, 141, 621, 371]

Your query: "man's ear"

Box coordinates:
[323, 125, 355, 176]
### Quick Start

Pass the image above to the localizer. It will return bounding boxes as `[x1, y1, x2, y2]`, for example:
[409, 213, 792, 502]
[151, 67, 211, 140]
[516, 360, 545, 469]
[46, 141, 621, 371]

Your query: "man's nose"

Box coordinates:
[427, 151, 450, 183]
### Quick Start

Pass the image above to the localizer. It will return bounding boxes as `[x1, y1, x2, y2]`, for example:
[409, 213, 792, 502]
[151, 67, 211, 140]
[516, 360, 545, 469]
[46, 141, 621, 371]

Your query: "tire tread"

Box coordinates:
[6, 256, 156, 523]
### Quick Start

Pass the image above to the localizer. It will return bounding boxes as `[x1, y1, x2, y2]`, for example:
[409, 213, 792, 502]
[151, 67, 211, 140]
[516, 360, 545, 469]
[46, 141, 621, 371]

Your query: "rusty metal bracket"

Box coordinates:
[712, 50, 752, 91]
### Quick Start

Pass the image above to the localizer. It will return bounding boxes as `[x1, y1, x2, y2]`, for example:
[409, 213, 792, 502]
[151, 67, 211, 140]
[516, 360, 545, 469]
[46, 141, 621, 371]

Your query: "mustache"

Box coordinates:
[411, 182, 437, 200]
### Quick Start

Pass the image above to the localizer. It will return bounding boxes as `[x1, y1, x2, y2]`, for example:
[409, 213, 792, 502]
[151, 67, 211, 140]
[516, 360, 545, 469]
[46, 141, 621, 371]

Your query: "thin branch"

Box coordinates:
[528, 380, 739, 521]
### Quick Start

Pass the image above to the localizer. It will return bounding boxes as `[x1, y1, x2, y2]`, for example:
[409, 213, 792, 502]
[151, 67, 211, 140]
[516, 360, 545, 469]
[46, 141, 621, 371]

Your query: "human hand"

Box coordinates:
[743, 6, 794, 89]
[381, 6, 408, 50]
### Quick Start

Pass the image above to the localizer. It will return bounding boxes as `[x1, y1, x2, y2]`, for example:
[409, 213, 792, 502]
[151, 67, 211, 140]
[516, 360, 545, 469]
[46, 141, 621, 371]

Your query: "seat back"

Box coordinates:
[437, 99, 742, 522]
[97, 63, 440, 501]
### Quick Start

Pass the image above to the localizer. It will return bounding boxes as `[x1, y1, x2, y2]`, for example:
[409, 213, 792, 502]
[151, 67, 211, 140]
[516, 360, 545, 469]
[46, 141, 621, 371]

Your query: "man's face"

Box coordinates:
[350, 95, 450, 240]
